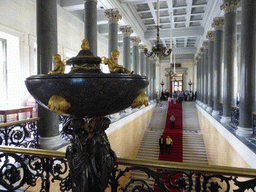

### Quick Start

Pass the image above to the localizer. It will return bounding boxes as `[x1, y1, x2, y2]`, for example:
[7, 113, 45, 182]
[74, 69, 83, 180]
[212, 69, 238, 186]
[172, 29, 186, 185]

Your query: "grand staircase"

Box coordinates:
[129, 101, 208, 190]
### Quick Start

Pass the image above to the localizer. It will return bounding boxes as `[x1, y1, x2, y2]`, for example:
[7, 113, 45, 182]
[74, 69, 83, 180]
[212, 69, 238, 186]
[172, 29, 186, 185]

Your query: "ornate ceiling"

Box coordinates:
[59, 0, 241, 63]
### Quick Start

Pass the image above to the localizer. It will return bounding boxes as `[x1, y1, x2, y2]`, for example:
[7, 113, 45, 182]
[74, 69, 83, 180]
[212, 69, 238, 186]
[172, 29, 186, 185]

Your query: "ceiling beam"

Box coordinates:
[145, 27, 204, 39]
[120, 0, 146, 3]
[60, 0, 85, 11]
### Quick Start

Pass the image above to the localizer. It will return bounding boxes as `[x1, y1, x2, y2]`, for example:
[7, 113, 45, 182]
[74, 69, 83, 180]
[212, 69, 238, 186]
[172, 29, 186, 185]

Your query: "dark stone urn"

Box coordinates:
[25, 40, 149, 192]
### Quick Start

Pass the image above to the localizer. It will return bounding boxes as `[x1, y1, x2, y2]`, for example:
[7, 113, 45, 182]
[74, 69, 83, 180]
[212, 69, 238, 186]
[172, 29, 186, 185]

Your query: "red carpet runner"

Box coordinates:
[154, 101, 183, 191]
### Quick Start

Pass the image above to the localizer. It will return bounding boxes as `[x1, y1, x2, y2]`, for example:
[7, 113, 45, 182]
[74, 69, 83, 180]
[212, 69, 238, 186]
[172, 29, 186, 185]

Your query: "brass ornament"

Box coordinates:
[81, 39, 90, 50]
[71, 64, 100, 71]
[101, 50, 134, 74]
[48, 54, 65, 74]
[131, 92, 149, 109]
[48, 95, 71, 115]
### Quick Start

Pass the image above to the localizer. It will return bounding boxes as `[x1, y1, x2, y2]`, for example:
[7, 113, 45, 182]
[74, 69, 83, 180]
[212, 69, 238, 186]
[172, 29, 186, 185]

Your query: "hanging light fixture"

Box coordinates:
[144, 0, 172, 58]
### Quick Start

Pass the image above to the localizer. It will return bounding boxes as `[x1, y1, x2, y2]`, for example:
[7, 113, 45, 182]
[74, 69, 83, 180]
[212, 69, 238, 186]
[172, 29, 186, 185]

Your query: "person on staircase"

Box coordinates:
[159, 135, 165, 153]
[166, 136, 173, 154]
[170, 115, 175, 129]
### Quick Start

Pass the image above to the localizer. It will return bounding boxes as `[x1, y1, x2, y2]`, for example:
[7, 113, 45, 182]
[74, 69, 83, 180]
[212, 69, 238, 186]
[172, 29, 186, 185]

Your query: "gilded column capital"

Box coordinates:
[220, 0, 240, 13]
[200, 47, 204, 55]
[139, 45, 146, 52]
[202, 41, 208, 49]
[195, 56, 199, 62]
[104, 9, 122, 24]
[207, 31, 216, 41]
[131, 36, 141, 46]
[120, 25, 133, 37]
[212, 17, 225, 30]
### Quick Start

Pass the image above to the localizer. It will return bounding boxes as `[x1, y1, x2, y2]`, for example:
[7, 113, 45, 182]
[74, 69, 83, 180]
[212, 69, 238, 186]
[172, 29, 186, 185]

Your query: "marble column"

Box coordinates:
[120, 26, 133, 70]
[84, 0, 97, 55]
[220, 0, 240, 123]
[152, 59, 156, 100]
[195, 56, 200, 103]
[104, 9, 122, 58]
[200, 47, 204, 106]
[139, 45, 145, 75]
[203, 41, 209, 109]
[131, 37, 141, 74]
[211, 17, 224, 117]
[197, 55, 202, 103]
[237, 0, 255, 136]
[145, 57, 150, 98]
[206, 31, 215, 112]
[37, 0, 63, 149]
[148, 58, 152, 100]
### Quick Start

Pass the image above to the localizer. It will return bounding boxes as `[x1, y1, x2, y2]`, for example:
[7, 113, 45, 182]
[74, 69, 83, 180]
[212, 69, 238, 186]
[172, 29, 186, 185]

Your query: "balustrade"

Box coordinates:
[0, 118, 39, 148]
[219, 103, 223, 116]
[231, 105, 239, 127]
[0, 146, 256, 192]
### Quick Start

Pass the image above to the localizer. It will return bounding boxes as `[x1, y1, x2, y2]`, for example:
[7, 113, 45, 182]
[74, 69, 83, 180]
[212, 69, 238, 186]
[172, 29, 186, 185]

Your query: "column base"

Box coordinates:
[220, 116, 231, 124]
[39, 135, 64, 150]
[111, 112, 121, 120]
[236, 126, 253, 137]
[202, 103, 208, 109]
[125, 107, 133, 114]
[212, 110, 219, 117]
[206, 106, 212, 112]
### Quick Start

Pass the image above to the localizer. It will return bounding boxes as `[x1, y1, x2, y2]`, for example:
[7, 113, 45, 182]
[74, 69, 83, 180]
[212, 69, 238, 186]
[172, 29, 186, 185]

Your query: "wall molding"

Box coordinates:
[106, 103, 156, 136]
[196, 104, 256, 169]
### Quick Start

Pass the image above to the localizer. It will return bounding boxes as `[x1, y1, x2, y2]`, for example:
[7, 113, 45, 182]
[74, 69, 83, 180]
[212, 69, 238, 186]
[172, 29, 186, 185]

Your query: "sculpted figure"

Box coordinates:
[48, 54, 65, 74]
[101, 50, 134, 74]
[63, 117, 116, 192]
[131, 92, 149, 109]
[48, 95, 71, 115]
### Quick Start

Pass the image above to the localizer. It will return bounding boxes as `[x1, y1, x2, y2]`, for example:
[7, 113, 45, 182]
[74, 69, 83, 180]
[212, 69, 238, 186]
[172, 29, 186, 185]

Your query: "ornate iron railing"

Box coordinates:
[231, 105, 239, 127]
[0, 146, 256, 192]
[0, 118, 39, 148]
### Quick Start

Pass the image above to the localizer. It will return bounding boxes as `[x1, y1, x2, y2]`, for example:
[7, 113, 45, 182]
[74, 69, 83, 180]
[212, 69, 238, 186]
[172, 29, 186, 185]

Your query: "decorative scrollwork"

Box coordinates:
[0, 152, 69, 191]
[0, 152, 256, 191]
[0, 119, 38, 148]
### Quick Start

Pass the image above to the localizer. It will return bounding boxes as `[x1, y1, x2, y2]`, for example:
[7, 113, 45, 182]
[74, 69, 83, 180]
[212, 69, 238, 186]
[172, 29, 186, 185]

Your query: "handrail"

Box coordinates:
[0, 146, 255, 178]
[0, 117, 40, 128]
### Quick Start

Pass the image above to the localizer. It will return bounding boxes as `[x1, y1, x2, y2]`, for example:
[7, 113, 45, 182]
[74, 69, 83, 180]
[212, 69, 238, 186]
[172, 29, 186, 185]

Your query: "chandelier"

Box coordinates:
[144, 0, 172, 58]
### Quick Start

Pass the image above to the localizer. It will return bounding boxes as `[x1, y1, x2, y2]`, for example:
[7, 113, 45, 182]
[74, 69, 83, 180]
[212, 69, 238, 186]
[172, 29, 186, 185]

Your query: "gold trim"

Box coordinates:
[71, 64, 100, 71]
[0, 146, 65, 158]
[0, 146, 256, 178]
[0, 118, 40, 128]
